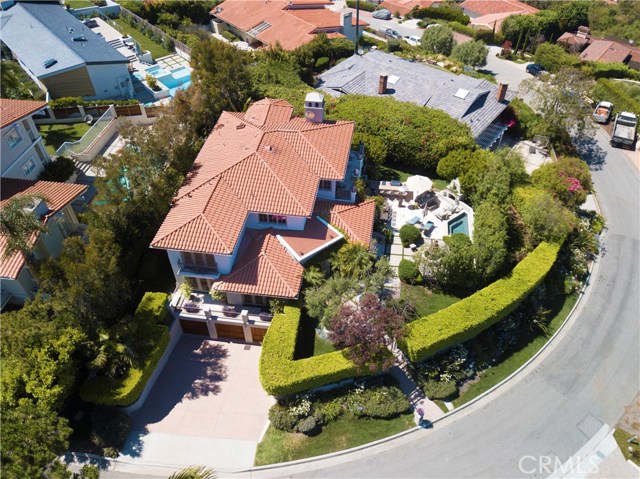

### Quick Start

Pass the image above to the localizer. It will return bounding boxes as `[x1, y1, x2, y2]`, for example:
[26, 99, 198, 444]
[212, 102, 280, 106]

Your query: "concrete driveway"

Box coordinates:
[119, 337, 274, 472]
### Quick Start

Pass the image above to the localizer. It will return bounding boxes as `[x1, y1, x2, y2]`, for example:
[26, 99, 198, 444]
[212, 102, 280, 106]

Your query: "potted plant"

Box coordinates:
[210, 290, 226, 302]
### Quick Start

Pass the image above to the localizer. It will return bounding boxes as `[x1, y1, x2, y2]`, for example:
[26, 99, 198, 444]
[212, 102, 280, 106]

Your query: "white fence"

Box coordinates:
[56, 106, 117, 162]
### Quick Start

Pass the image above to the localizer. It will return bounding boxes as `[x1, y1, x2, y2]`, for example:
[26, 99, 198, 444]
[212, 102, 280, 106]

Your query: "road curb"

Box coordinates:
[244, 212, 607, 473]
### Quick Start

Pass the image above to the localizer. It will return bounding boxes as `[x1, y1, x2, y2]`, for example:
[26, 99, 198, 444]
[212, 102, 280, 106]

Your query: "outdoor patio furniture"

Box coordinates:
[422, 221, 434, 233]
[407, 215, 421, 225]
[183, 301, 201, 313]
[258, 311, 274, 321]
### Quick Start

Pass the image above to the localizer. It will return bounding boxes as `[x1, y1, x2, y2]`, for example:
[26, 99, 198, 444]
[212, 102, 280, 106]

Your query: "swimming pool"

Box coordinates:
[137, 65, 192, 96]
[448, 213, 469, 236]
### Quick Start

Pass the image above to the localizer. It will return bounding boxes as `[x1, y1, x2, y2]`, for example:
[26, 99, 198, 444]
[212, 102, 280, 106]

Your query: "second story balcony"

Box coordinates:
[177, 260, 220, 280]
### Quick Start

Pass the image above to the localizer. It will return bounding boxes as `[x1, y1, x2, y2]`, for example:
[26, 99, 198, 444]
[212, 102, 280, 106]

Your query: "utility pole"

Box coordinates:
[355, 0, 360, 55]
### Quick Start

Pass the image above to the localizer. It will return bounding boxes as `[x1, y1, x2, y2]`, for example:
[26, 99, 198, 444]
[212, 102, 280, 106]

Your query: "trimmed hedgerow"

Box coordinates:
[135, 292, 171, 326]
[591, 78, 640, 116]
[80, 325, 170, 406]
[399, 241, 561, 363]
[259, 306, 358, 396]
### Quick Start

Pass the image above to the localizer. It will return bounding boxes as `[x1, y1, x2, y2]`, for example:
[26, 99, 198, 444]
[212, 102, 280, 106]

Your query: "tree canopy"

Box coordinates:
[451, 40, 488, 68]
[420, 26, 454, 55]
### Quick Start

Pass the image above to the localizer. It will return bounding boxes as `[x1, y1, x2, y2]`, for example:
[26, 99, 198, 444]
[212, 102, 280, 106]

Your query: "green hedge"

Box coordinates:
[591, 78, 640, 116]
[259, 306, 358, 396]
[49, 97, 140, 108]
[410, 6, 470, 25]
[582, 62, 640, 81]
[346, 0, 376, 11]
[80, 293, 171, 406]
[399, 242, 561, 363]
[80, 325, 170, 406]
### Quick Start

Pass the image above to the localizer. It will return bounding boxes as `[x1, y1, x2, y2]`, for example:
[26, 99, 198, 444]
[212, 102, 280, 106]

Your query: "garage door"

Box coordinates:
[215, 323, 245, 341]
[250, 327, 267, 343]
[180, 319, 209, 336]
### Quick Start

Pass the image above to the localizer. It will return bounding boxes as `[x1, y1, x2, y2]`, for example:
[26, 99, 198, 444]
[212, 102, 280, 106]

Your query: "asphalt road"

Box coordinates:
[240, 133, 640, 478]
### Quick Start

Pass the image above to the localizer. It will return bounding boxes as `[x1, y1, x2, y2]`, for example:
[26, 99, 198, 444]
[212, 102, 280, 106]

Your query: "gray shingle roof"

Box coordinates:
[317, 50, 515, 139]
[0, 2, 127, 79]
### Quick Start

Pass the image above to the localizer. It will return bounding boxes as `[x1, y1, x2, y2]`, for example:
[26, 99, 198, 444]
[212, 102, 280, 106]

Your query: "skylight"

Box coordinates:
[388, 74, 400, 85]
[43, 58, 57, 68]
[454, 88, 469, 99]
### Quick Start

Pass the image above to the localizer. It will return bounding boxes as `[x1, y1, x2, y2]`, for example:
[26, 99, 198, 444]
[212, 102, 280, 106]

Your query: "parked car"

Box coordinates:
[592, 101, 613, 124]
[426, 23, 443, 29]
[403, 35, 421, 47]
[526, 63, 545, 76]
[378, 27, 401, 39]
[610, 112, 638, 149]
[372, 8, 392, 20]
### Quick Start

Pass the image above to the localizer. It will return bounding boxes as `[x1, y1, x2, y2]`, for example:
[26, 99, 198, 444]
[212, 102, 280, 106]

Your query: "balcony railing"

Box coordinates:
[177, 260, 220, 279]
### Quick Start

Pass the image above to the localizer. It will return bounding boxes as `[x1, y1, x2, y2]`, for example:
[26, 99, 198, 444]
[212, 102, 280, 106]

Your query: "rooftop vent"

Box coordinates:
[236, 123, 246, 129]
[454, 88, 469, 100]
[43, 58, 57, 69]
[73, 35, 87, 42]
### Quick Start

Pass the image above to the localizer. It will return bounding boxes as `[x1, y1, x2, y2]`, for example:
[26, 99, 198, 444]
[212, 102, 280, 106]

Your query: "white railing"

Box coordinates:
[56, 106, 117, 161]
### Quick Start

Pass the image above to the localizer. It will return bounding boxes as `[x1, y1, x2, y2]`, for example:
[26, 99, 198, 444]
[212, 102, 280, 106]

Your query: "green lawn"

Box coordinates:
[67, 0, 94, 8]
[254, 414, 415, 465]
[314, 334, 337, 356]
[452, 293, 578, 407]
[39, 123, 92, 155]
[111, 18, 171, 60]
[613, 429, 640, 467]
[400, 284, 462, 318]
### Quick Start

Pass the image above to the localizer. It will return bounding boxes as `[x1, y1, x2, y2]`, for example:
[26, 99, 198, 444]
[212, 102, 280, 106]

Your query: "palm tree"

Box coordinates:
[89, 329, 138, 379]
[303, 265, 325, 287]
[331, 242, 374, 279]
[168, 466, 216, 479]
[0, 194, 47, 260]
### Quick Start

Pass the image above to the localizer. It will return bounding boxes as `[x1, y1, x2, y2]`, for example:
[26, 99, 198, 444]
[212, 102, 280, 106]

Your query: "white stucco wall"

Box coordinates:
[85, 63, 133, 100]
[1, 115, 50, 179]
[245, 213, 307, 230]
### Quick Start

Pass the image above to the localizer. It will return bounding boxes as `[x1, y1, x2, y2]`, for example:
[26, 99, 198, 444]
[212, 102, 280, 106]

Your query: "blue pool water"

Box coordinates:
[136, 65, 192, 96]
[448, 213, 469, 236]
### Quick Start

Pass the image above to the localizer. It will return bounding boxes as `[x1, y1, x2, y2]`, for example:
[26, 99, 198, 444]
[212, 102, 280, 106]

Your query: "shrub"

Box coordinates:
[399, 242, 562, 362]
[39, 157, 76, 182]
[507, 98, 542, 139]
[534, 43, 579, 73]
[398, 258, 420, 284]
[410, 6, 469, 25]
[135, 292, 170, 327]
[399, 224, 421, 247]
[268, 404, 298, 432]
[447, 21, 475, 37]
[346, 0, 376, 11]
[90, 406, 131, 457]
[316, 399, 343, 423]
[354, 386, 410, 418]
[259, 306, 359, 396]
[315, 56, 330, 71]
[80, 324, 169, 405]
[79, 465, 100, 479]
[582, 62, 640, 81]
[297, 416, 319, 435]
[145, 74, 161, 92]
[421, 379, 458, 400]
[49, 97, 139, 108]
[221, 30, 239, 43]
[386, 38, 402, 52]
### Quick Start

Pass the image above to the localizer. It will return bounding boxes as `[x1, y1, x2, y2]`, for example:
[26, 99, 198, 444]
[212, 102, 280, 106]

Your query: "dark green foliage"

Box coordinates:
[386, 38, 402, 52]
[269, 404, 298, 432]
[315, 56, 330, 71]
[421, 379, 457, 400]
[420, 26, 454, 55]
[79, 465, 101, 479]
[90, 406, 132, 458]
[399, 224, 421, 247]
[327, 96, 475, 172]
[352, 386, 410, 418]
[39, 156, 76, 182]
[409, 5, 469, 25]
[451, 40, 488, 68]
[346, 0, 376, 11]
[582, 62, 640, 82]
[398, 258, 420, 284]
[534, 43, 579, 73]
[221, 30, 239, 42]
[501, 10, 562, 53]
[400, 242, 562, 362]
[507, 98, 542, 139]
[473, 201, 509, 281]
[531, 156, 592, 207]
[0, 401, 72, 479]
[587, 0, 640, 44]
[49, 97, 139, 108]
[591, 79, 640, 116]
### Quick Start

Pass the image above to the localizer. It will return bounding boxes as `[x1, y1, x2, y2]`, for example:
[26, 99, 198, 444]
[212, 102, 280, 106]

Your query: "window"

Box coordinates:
[21, 158, 36, 176]
[319, 180, 332, 191]
[5, 128, 22, 148]
[258, 214, 287, 225]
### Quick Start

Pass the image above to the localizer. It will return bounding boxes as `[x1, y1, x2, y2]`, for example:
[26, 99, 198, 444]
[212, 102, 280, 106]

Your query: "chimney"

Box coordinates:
[341, 12, 355, 42]
[304, 92, 324, 123]
[497, 83, 508, 102]
[379, 73, 388, 95]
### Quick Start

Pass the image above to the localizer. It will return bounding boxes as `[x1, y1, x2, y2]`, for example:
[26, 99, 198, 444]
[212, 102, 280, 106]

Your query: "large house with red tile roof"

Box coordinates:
[378, 0, 440, 18]
[210, 0, 368, 50]
[0, 178, 87, 310]
[1, 98, 51, 180]
[580, 38, 640, 71]
[461, 0, 538, 31]
[152, 94, 375, 342]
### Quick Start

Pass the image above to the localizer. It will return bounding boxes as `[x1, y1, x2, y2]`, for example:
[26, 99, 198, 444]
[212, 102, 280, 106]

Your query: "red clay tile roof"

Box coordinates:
[0, 179, 87, 279]
[580, 39, 635, 63]
[0, 98, 47, 129]
[379, 0, 437, 17]
[314, 199, 376, 247]
[212, 0, 365, 50]
[151, 99, 355, 255]
[461, 0, 538, 16]
[557, 32, 590, 48]
[278, 216, 342, 258]
[212, 229, 304, 298]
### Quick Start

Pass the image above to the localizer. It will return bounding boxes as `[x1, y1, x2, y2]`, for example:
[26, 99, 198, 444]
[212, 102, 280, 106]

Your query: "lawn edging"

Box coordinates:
[400, 241, 562, 363]
[247, 216, 604, 472]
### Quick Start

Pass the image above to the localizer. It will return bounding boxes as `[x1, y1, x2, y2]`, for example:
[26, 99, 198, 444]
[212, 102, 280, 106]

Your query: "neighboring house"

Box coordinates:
[461, 0, 538, 31]
[0, 1, 133, 100]
[317, 50, 516, 149]
[210, 0, 368, 50]
[378, 0, 440, 17]
[152, 94, 375, 342]
[557, 26, 591, 54]
[580, 38, 640, 71]
[0, 178, 87, 310]
[1, 98, 51, 180]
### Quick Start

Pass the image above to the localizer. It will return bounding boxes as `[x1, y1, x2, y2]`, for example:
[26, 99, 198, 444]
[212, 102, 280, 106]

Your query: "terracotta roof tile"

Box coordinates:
[289, 9, 368, 29]
[0, 98, 47, 129]
[151, 99, 356, 255]
[379, 0, 436, 17]
[314, 199, 376, 246]
[0, 179, 87, 279]
[212, 230, 303, 298]
[580, 39, 633, 63]
[460, 0, 538, 16]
